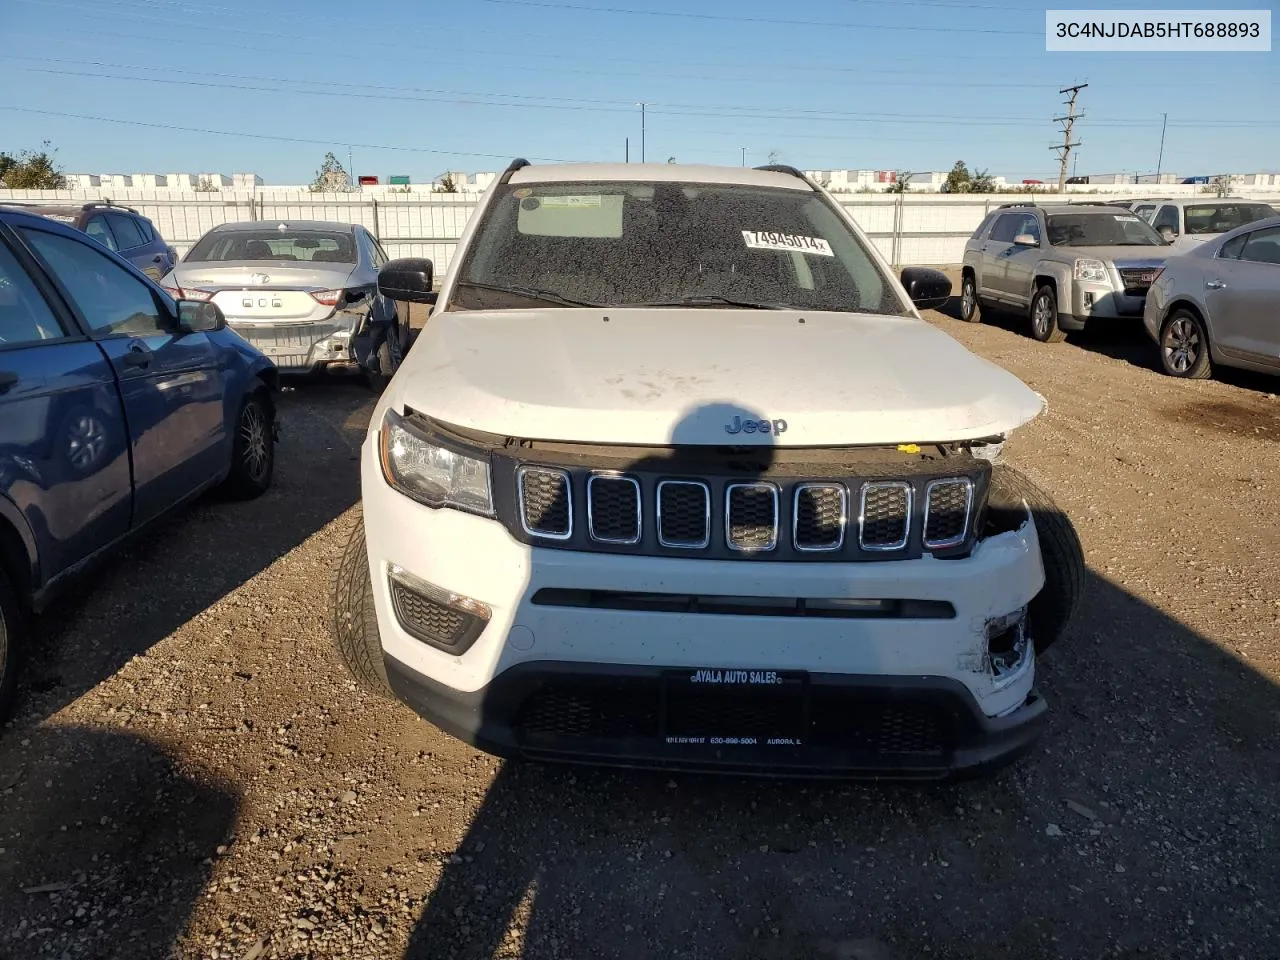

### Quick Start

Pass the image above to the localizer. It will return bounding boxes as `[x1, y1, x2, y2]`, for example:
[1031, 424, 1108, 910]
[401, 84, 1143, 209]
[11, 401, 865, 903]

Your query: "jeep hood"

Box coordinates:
[395, 308, 1046, 446]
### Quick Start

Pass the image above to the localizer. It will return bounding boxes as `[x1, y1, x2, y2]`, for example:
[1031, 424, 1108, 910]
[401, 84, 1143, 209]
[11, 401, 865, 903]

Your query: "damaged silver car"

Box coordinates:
[161, 220, 406, 389]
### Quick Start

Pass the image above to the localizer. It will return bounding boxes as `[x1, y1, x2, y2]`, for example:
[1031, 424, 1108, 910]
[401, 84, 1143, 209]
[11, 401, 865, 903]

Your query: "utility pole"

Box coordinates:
[636, 102, 647, 163]
[1051, 83, 1087, 192]
[741, 146, 746, 166]
[625, 137, 629, 163]
[1156, 112, 1168, 181]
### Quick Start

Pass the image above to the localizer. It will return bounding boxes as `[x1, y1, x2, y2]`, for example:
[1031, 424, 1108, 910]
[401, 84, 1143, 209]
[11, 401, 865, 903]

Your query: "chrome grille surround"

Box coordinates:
[923, 477, 974, 550]
[586, 472, 642, 545]
[517, 466, 573, 540]
[792, 482, 848, 552]
[858, 480, 913, 552]
[656, 480, 712, 549]
[725, 482, 780, 553]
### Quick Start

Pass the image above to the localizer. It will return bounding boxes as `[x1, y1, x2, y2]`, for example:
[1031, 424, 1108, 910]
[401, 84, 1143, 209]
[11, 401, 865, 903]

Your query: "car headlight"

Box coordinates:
[1072, 258, 1110, 283]
[378, 409, 494, 516]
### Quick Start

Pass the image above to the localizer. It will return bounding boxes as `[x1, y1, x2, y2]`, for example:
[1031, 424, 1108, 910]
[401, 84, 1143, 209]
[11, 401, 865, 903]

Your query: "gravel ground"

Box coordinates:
[2, 291, 1278, 960]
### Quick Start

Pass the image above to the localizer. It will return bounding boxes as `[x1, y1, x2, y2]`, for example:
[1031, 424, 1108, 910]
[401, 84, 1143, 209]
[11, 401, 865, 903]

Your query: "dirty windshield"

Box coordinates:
[185, 229, 356, 263]
[1045, 212, 1166, 247]
[451, 181, 905, 314]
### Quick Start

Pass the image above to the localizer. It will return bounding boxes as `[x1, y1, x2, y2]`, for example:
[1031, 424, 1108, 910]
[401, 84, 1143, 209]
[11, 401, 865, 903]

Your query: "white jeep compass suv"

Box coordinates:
[331, 160, 1084, 780]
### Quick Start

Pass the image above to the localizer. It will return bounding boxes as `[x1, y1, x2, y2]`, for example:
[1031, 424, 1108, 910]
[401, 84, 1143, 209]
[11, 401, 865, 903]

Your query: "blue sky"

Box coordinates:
[2, 0, 1276, 183]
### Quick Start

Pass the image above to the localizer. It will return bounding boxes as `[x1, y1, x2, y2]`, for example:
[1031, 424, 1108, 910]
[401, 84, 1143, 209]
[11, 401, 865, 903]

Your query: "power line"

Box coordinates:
[0, 105, 583, 163]
[476, 0, 1041, 35]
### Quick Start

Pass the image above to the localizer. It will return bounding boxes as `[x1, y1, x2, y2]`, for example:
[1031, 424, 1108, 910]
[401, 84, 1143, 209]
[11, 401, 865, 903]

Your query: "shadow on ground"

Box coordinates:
[404, 572, 1280, 958]
[0, 725, 239, 960]
[10, 378, 373, 728]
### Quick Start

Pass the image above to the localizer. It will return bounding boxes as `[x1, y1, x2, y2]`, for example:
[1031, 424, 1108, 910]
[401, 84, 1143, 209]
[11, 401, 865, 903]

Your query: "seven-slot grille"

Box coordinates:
[517, 469, 977, 557]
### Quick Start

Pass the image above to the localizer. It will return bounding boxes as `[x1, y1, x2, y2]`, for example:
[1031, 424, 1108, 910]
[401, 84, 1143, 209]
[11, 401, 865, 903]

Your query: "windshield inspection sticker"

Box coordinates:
[539, 195, 603, 208]
[1114, 214, 1141, 222]
[742, 230, 834, 256]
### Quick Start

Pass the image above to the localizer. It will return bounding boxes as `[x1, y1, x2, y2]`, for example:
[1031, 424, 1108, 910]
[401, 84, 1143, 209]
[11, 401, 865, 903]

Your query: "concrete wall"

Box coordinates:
[4, 187, 1279, 269]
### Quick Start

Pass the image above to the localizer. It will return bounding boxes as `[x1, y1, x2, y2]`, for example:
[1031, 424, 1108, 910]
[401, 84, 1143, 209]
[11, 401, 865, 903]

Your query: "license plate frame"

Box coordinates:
[661, 668, 809, 748]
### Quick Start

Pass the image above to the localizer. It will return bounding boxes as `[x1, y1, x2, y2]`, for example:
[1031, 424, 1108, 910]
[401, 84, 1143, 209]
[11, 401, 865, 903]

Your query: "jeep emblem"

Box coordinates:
[725, 416, 788, 436]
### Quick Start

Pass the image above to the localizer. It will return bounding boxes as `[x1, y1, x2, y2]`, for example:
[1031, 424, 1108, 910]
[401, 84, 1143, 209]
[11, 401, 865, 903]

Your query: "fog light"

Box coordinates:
[987, 606, 1032, 689]
[387, 565, 490, 654]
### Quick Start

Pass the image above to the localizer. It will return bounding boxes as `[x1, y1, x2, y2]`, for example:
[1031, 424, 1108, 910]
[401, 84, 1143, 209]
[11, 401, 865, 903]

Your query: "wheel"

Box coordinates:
[330, 514, 393, 697]
[223, 388, 274, 500]
[363, 323, 403, 393]
[1029, 285, 1066, 343]
[986, 465, 1084, 654]
[959, 274, 982, 323]
[1159, 309, 1212, 379]
[0, 569, 22, 723]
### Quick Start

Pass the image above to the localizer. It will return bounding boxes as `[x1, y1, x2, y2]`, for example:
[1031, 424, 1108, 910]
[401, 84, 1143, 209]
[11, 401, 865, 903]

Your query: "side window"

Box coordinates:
[84, 215, 118, 251]
[371, 238, 389, 269]
[135, 218, 155, 243]
[1218, 233, 1249, 260]
[1016, 214, 1041, 242]
[1152, 205, 1179, 234]
[988, 214, 1022, 243]
[1240, 226, 1280, 265]
[0, 238, 67, 346]
[1135, 204, 1156, 221]
[106, 213, 146, 250]
[974, 213, 998, 240]
[19, 228, 167, 337]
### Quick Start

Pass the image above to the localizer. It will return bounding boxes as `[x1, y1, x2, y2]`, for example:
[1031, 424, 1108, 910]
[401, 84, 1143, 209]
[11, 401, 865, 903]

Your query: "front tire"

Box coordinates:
[363, 322, 403, 393]
[330, 515, 393, 698]
[1029, 285, 1066, 343]
[959, 274, 982, 323]
[1159, 309, 1212, 379]
[223, 389, 275, 500]
[987, 465, 1084, 654]
[0, 569, 22, 724]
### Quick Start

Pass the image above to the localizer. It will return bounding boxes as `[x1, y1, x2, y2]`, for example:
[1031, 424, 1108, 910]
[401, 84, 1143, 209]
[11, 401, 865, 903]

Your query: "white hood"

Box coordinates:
[394, 308, 1045, 446]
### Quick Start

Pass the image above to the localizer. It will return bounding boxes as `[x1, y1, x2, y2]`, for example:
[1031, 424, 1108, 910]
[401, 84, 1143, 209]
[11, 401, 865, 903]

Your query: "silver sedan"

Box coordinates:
[1143, 214, 1280, 379]
[160, 220, 405, 387]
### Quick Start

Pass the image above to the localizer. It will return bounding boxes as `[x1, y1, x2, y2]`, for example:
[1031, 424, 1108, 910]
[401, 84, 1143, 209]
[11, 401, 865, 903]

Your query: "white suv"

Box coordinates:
[331, 160, 1084, 780]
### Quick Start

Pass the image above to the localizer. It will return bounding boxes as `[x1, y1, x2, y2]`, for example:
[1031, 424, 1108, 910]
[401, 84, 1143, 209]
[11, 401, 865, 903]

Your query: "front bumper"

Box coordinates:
[384, 656, 1048, 779]
[1063, 284, 1148, 329]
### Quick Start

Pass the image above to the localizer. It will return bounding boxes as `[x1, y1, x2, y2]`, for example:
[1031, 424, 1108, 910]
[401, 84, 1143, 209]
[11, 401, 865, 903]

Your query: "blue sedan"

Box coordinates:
[0, 205, 280, 718]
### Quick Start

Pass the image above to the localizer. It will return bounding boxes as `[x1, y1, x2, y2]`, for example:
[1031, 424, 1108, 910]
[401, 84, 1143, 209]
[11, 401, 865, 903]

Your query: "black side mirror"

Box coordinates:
[175, 299, 225, 334]
[899, 266, 952, 311]
[379, 258, 436, 304]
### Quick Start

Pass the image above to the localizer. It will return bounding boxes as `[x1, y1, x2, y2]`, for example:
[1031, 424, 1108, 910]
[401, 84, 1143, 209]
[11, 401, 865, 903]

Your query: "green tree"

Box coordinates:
[888, 170, 912, 193]
[434, 172, 459, 193]
[969, 168, 997, 193]
[0, 141, 67, 189]
[309, 152, 350, 192]
[943, 161, 972, 194]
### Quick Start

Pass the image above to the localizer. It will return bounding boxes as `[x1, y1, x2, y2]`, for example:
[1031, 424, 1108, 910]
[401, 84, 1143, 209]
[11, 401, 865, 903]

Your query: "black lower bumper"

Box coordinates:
[384, 658, 1047, 781]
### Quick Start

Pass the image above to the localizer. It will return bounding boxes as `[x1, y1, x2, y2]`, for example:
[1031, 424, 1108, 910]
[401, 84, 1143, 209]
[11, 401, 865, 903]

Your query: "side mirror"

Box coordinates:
[379, 257, 436, 304]
[1159, 226, 1177, 243]
[899, 266, 952, 311]
[175, 299, 225, 334]
[1013, 233, 1039, 247]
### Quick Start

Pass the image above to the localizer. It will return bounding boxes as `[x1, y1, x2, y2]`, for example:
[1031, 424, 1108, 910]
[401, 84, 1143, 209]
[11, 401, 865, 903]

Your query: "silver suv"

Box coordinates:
[960, 202, 1169, 343]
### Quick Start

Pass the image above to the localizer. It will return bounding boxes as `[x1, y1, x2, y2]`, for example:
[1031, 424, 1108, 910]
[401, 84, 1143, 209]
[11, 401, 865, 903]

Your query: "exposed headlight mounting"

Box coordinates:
[379, 409, 494, 516]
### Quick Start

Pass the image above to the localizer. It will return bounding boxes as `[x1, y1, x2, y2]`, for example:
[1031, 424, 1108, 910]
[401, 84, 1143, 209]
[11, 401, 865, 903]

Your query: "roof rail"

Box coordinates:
[498, 158, 531, 184]
[996, 201, 1037, 209]
[754, 163, 808, 181]
[82, 200, 140, 214]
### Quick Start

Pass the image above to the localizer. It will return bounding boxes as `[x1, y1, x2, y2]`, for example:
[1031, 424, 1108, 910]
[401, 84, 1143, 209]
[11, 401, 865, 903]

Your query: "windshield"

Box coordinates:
[451, 181, 905, 314]
[1183, 202, 1277, 236]
[1045, 212, 1166, 247]
[186, 229, 356, 263]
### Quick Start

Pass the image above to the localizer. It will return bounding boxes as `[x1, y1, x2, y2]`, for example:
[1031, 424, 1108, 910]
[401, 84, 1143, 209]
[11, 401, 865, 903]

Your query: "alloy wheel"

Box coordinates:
[1162, 316, 1201, 373]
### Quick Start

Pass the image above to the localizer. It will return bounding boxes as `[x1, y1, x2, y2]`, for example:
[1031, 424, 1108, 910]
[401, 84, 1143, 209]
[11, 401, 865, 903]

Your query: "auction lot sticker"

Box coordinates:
[742, 230, 834, 256]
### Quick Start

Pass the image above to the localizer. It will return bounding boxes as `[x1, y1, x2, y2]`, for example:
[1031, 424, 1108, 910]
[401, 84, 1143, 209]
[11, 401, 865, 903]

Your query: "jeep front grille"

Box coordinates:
[923, 478, 973, 548]
[512, 464, 980, 560]
[859, 481, 912, 551]
[518, 466, 572, 539]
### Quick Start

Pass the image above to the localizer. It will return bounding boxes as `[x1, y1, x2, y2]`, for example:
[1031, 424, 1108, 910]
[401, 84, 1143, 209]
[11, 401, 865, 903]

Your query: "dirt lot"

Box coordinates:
[2, 289, 1279, 960]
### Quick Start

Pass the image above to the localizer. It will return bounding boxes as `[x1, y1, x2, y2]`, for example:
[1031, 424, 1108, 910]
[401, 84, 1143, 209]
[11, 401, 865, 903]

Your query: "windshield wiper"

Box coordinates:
[454, 280, 603, 308]
[616, 295, 793, 310]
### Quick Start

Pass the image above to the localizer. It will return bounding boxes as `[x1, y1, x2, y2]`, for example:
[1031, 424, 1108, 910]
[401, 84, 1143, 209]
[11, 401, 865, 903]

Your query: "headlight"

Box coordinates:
[378, 410, 494, 516]
[1072, 258, 1110, 283]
